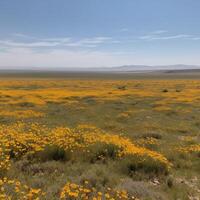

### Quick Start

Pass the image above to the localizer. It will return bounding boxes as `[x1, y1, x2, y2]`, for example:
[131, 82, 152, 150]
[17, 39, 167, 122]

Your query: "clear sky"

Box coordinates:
[0, 0, 200, 68]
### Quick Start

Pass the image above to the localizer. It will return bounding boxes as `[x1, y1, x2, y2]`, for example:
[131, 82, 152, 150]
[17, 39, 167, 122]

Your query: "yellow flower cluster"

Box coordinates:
[136, 137, 159, 146]
[0, 178, 137, 200]
[60, 181, 137, 200]
[180, 136, 195, 142]
[0, 110, 44, 119]
[0, 79, 200, 106]
[0, 122, 170, 199]
[178, 144, 200, 153]
[0, 177, 45, 200]
[0, 147, 10, 172]
[0, 122, 170, 173]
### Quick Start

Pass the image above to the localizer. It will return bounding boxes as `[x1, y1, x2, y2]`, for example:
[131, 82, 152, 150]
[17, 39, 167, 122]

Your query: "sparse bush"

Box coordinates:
[16, 102, 35, 107]
[141, 133, 162, 140]
[117, 85, 126, 90]
[116, 112, 130, 122]
[166, 177, 173, 188]
[116, 178, 161, 199]
[36, 145, 71, 162]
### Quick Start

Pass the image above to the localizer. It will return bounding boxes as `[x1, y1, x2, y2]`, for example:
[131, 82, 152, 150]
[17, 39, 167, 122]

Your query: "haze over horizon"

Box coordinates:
[0, 0, 200, 69]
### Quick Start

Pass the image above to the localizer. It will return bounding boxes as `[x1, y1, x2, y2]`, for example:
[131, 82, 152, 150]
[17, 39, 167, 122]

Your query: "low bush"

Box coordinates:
[120, 155, 169, 177]
[166, 177, 173, 188]
[117, 85, 126, 90]
[16, 102, 35, 107]
[162, 89, 168, 93]
[87, 143, 120, 163]
[36, 145, 71, 162]
[141, 133, 162, 140]
[9, 146, 29, 160]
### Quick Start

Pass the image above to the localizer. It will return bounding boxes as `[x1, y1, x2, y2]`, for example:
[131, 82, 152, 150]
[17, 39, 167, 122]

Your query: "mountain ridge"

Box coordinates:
[0, 64, 200, 72]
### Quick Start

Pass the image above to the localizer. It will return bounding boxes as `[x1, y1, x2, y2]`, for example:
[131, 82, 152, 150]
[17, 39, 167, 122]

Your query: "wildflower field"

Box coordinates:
[0, 76, 199, 199]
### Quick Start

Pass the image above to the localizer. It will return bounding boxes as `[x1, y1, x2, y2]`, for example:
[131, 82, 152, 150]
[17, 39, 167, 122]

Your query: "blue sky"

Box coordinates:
[0, 0, 200, 68]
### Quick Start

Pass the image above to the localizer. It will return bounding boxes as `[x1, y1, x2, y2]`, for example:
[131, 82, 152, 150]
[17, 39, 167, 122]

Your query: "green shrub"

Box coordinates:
[120, 155, 169, 177]
[117, 85, 126, 90]
[162, 89, 168, 93]
[9, 145, 29, 160]
[87, 143, 120, 163]
[37, 145, 71, 162]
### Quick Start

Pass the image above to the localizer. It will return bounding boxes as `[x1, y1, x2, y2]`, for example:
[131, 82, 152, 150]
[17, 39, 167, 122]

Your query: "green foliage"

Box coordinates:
[37, 145, 71, 162]
[117, 85, 126, 90]
[87, 143, 120, 163]
[120, 155, 169, 177]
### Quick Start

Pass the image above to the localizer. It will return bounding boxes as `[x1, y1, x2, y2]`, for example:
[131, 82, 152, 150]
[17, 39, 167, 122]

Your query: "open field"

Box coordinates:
[0, 73, 200, 199]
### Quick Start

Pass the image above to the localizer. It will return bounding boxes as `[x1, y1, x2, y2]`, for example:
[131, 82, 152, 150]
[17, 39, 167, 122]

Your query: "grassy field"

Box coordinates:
[0, 73, 200, 199]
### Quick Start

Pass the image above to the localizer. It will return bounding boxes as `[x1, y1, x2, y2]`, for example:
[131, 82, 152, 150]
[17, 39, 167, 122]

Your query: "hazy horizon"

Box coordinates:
[0, 64, 200, 72]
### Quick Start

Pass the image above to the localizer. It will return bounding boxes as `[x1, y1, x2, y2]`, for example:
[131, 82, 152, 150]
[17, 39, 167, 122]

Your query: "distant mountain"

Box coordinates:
[163, 68, 200, 74]
[110, 64, 200, 71]
[50, 64, 200, 72]
[0, 64, 200, 72]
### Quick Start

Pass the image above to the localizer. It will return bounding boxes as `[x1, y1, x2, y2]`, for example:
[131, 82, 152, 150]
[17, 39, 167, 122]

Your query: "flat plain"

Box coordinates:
[0, 72, 200, 200]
